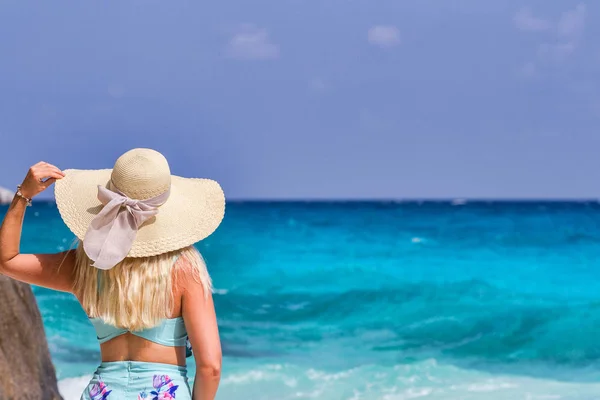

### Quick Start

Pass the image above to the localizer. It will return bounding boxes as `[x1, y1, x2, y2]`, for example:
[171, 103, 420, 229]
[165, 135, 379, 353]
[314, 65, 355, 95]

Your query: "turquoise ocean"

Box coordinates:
[5, 200, 600, 399]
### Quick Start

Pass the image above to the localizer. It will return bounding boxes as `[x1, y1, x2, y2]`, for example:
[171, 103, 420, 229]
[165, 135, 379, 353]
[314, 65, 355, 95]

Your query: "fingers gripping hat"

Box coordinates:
[54, 148, 225, 269]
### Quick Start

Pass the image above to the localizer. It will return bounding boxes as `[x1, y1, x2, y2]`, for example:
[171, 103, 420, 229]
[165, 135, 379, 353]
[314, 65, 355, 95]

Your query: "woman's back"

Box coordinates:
[66, 242, 221, 399]
[84, 264, 187, 367]
[0, 149, 225, 399]
[72, 245, 209, 368]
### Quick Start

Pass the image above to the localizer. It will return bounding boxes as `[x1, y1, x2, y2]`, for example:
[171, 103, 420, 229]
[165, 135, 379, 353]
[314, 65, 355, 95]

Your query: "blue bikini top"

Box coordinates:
[89, 317, 188, 347]
[90, 259, 192, 353]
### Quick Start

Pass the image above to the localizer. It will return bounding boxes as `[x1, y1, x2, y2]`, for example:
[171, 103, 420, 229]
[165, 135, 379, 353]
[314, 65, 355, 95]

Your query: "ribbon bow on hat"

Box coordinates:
[83, 185, 170, 270]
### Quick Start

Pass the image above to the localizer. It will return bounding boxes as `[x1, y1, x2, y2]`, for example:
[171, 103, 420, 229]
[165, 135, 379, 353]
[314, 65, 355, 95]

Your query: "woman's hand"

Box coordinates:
[1, 161, 75, 292]
[19, 162, 65, 199]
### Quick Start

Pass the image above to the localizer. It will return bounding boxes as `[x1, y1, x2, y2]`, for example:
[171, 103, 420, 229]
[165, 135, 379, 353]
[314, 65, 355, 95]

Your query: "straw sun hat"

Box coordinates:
[55, 148, 225, 269]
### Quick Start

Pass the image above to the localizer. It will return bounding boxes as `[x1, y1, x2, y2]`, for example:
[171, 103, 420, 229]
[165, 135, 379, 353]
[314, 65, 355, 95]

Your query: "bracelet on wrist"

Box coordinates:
[16, 185, 33, 207]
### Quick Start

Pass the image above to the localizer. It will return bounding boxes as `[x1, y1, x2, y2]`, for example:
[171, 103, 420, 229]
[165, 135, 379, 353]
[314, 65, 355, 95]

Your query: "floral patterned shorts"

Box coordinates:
[81, 361, 192, 400]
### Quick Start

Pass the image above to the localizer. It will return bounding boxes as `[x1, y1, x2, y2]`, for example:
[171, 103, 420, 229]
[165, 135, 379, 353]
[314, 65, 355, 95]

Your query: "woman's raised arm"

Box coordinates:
[0, 162, 75, 292]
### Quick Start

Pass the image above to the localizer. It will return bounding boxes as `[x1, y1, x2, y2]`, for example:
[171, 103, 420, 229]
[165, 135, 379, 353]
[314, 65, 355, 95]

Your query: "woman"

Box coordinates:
[0, 148, 225, 400]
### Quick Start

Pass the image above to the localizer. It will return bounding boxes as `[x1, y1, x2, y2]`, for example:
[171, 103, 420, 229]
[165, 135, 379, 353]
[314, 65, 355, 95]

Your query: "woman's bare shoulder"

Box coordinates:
[174, 255, 207, 294]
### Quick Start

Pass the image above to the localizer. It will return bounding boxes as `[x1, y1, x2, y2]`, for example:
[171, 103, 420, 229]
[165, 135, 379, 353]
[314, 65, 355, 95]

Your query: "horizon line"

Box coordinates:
[21, 197, 600, 203]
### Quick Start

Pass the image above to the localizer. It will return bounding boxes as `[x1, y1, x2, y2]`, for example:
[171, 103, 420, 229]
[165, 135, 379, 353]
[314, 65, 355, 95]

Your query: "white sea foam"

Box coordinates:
[59, 362, 600, 400]
[286, 301, 309, 311]
[222, 369, 269, 384]
[465, 382, 518, 392]
[214, 360, 600, 400]
[58, 375, 91, 400]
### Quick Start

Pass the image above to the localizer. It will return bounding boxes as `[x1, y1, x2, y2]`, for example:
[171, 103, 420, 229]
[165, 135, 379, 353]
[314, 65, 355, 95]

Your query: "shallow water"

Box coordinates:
[5, 200, 600, 399]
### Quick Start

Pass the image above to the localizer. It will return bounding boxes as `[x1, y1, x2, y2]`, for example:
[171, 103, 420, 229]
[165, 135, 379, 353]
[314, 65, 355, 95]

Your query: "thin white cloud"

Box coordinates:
[226, 25, 279, 60]
[309, 78, 329, 93]
[107, 84, 125, 98]
[513, 8, 551, 32]
[359, 108, 393, 132]
[557, 3, 586, 39]
[368, 25, 401, 48]
[537, 41, 577, 62]
[516, 3, 586, 76]
[519, 62, 537, 78]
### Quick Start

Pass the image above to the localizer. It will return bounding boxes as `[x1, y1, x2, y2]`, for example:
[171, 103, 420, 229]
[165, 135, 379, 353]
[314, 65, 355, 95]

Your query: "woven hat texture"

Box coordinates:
[54, 148, 225, 257]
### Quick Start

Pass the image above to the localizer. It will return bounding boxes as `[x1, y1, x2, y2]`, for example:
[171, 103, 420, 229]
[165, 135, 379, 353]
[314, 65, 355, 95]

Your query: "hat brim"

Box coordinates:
[54, 169, 225, 257]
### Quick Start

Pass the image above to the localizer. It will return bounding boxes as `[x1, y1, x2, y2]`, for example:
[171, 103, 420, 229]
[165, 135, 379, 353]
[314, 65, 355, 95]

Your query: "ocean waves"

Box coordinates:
[59, 359, 600, 400]
[18, 201, 600, 397]
[38, 278, 600, 381]
[214, 280, 600, 377]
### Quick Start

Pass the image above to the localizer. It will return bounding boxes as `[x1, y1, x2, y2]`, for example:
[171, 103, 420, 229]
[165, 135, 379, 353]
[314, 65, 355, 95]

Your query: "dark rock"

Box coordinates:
[0, 276, 62, 400]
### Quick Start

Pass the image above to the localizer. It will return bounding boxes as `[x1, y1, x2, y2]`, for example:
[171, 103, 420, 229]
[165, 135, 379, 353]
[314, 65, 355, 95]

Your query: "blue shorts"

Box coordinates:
[80, 361, 192, 400]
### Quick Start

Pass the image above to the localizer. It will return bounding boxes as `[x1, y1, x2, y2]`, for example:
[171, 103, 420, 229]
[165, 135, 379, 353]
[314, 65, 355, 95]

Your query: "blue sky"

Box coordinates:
[0, 0, 598, 199]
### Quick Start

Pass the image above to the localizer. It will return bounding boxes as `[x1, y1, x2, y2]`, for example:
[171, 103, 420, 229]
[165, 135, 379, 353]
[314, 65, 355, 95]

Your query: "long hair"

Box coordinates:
[72, 243, 212, 331]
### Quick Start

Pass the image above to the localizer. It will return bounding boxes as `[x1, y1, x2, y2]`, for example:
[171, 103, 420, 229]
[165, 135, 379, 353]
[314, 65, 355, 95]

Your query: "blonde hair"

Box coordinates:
[73, 243, 212, 331]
